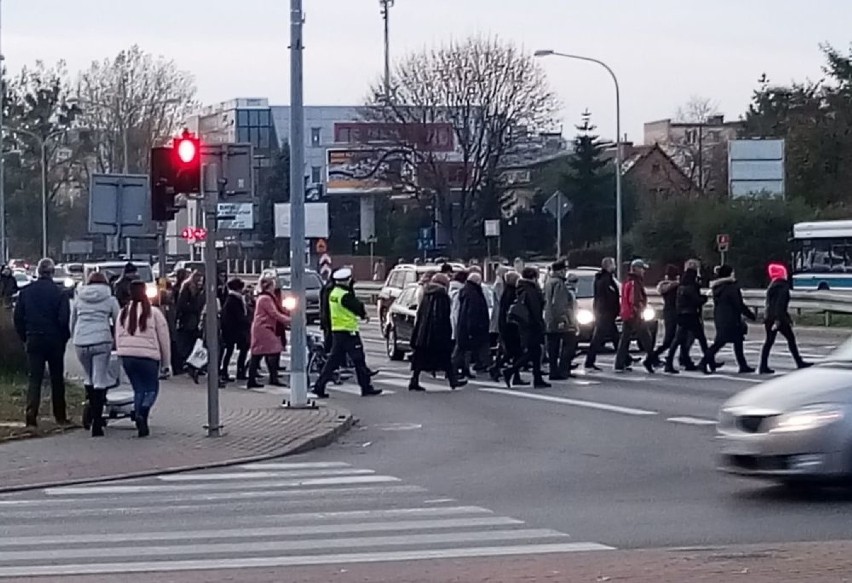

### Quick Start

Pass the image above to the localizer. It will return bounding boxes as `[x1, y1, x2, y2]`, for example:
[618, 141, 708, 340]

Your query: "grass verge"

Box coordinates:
[0, 375, 85, 441]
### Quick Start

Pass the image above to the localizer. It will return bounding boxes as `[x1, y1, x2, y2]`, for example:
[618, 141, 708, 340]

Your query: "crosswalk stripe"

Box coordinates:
[0, 543, 614, 578]
[45, 475, 400, 495]
[0, 517, 525, 547]
[667, 416, 717, 426]
[237, 461, 351, 470]
[0, 529, 570, 562]
[157, 468, 374, 481]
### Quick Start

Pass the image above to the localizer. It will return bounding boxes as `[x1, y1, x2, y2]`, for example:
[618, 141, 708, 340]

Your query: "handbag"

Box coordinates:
[507, 300, 530, 327]
[186, 339, 209, 369]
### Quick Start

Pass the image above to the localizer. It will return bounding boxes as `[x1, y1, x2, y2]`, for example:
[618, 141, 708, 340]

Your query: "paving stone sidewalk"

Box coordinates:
[0, 377, 353, 492]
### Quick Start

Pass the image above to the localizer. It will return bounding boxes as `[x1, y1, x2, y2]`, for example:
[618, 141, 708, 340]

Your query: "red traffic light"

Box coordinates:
[177, 138, 198, 164]
[181, 227, 207, 242]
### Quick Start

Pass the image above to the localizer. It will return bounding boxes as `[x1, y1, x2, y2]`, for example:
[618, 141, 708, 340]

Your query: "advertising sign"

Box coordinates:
[274, 203, 329, 239]
[326, 148, 414, 195]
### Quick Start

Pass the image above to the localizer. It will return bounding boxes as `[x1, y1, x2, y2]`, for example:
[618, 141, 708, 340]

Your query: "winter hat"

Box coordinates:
[767, 263, 788, 281]
[717, 265, 734, 279]
[431, 273, 450, 288]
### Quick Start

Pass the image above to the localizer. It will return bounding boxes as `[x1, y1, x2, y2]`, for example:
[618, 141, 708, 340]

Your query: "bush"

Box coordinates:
[0, 308, 27, 376]
[631, 197, 814, 287]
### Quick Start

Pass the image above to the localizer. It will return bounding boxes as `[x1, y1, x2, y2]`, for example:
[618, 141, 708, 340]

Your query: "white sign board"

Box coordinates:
[217, 202, 254, 230]
[274, 202, 329, 239]
[728, 139, 785, 198]
[484, 219, 500, 238]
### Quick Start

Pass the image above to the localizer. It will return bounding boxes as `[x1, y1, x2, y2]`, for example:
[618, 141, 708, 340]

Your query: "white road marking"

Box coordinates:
[0, 529, 569, 562]
[380, 377, 455, 392]
[45, 475, 401, 495]
[479, 388, 658, 416]
[0, 517, 524, 547]
[157, 469, 374, 482]
[238, 462, 350, 470]
[0, 543, 614, 577]
[667, 416, 717, 426]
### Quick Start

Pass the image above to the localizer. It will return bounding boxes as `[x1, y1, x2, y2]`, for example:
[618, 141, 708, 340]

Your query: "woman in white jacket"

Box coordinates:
[115, 281, 171, 437]
[71, 272, 120, 437]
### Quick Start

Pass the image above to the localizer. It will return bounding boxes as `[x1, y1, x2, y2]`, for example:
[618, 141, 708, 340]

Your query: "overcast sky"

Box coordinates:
[4, 0, 851, 141]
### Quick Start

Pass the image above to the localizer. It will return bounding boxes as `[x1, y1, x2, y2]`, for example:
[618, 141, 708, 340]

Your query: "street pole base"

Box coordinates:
[281, 399, 319, 410]
[204, 425, 225, 437]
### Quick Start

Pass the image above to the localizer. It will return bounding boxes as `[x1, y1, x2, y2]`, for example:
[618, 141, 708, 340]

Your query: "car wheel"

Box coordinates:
[386, 328, 405, 361]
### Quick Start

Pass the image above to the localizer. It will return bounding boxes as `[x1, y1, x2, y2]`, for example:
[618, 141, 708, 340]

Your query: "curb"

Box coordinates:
[0, 413, 356, 495]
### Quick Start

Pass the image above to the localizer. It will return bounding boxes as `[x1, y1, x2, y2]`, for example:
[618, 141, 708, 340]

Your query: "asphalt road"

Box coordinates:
[3, 321, 851, 580]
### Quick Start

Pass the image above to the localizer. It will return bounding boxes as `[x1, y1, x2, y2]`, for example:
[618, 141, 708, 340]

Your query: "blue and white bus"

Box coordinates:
[792, 220, 852, 291]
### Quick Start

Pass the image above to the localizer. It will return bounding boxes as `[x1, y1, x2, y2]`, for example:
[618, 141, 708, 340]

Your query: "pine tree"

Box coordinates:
[560, 110, 614, 249]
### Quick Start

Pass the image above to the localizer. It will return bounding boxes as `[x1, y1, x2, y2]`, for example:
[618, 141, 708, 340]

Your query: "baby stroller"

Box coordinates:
[307, 330, 351, 386]
[82, 352, 136, 429]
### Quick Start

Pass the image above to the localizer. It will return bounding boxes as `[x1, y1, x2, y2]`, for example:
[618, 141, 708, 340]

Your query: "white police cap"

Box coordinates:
[332, 267, 352, 280]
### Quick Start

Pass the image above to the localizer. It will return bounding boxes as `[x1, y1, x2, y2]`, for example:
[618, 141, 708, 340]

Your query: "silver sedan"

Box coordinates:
[717, 339, 852, 485]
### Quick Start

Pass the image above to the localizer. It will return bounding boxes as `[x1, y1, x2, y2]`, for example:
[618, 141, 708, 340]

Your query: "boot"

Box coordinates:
[663, 358, 679, 374]
[759, 366, 775, 375]
[82, 385, 94, 430]
[136, 408, 150, 438]
[90, 390, 105, 437]
[501, 368, 514, 389]
[533, 376, 552, 389]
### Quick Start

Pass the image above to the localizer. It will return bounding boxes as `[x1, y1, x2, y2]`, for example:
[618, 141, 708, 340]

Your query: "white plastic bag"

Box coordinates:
[186, 339, 209, 370]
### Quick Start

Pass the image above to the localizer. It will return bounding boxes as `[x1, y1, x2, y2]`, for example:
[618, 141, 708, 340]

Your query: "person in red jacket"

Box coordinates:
[614, 259, 656, 373]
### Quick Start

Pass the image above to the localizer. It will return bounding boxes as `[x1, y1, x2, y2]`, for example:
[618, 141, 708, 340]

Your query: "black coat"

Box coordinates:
[113, 274, 138, 309]
[14, 277, 70, 344]
[456, 281, 490, 350]
[765, 279, 792, 325]
[516, 278, 545, 341]
[411, 283, 453, 371]
[0, 273, 17, 303]
[710, 277, 756, 343]
[498, 284, 521, 358]
[593, 270, 619, 319]
[221, 291, 250, 348]
[676, 274, 706, 320]
[176, 286, 205, 333]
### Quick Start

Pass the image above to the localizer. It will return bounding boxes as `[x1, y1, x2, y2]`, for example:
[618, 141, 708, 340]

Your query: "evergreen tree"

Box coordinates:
[559, 110, 614, 250]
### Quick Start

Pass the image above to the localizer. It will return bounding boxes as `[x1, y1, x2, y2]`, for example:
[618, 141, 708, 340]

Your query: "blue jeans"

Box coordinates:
[121, 357, 160, 418]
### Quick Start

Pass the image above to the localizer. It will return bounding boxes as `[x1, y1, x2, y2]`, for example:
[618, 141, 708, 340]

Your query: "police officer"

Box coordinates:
[312, 268, 382, 399]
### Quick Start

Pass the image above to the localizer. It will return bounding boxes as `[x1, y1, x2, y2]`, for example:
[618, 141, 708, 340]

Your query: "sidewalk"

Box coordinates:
[0, 376, 353, 493]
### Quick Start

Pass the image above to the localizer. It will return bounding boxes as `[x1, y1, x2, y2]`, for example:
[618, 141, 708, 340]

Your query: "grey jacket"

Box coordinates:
[71, 283, 120, 347]
[543, 274, 577, 334]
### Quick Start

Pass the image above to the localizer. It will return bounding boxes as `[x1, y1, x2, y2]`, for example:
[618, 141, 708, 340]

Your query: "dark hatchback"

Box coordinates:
[269, 268, 323, 324]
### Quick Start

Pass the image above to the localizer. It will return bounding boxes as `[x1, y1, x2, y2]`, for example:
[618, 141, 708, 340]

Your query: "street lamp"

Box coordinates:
[3, 126, 75, 258]
[534, 49, 624, 281]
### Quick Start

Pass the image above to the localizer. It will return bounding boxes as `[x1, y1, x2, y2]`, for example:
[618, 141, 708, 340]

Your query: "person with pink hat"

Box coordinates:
[760, 263, 811, 374]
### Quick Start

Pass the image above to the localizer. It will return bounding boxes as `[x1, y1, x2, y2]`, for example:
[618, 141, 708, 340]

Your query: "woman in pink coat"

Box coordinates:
[247, 276, 290, 389]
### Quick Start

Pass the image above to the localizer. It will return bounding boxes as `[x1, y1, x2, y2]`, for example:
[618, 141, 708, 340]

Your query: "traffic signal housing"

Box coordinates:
[172, 132, 201, 195]
[149, 131, 202, 222]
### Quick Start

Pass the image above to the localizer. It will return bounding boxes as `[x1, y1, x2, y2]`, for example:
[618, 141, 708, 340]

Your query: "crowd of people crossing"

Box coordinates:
[6, 253, 815, 436]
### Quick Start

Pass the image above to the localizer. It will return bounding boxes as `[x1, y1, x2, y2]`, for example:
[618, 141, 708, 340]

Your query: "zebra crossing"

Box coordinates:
[0, 461, 612, 578]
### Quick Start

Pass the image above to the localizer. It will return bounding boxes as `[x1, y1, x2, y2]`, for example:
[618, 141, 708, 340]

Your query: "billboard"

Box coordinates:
[728, 139, 785, 198]
[274, 203, 329, 239]
[326, 148, 414, 195]
[333, 122, 455, 152]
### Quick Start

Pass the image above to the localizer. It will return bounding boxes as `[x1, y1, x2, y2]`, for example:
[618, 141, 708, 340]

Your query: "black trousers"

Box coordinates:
[615, 319, 654, 370]
[248, 353, 281, 383]
[761, 319, 804, 369]
[314, 332, 373, 394]
[25, 336, 66, 426]
[221, 342, 248, 378]
[508, 334, 544, 380]
[666, 316, 709, 366]
[453, 340, 491, 376]
[585, 317, 618, 367]
[176, 329, 199, 371]
[546, 332, 576, 378]
[706, 338, 749, 369]
[654, 313, 677, 357]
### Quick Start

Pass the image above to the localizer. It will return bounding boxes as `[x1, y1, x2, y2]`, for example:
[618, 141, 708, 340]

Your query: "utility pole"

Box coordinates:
[203, 163, 222, 437]
[379, 0, 394, 99]
[0, 0, 6, 264]
[285, 0, 313, 409]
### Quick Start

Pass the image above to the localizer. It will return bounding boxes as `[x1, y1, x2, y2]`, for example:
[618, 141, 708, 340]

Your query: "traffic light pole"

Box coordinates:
[285, 0, 313, 409]
[203, 163, 222, 437]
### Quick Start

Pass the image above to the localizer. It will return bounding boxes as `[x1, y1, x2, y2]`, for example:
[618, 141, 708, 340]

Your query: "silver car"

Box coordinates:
[717, 339, 852, 484]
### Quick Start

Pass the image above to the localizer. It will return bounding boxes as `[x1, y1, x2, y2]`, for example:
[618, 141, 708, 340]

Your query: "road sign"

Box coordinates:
[88, 174, 151, 237]
[484, 219, 500, 238]
[315, 238, 328, 254]
[274, 203, 329, 238]
[217, 202, 254, 230]
[717, 233, 731, 252]
[543, 190, 573, 219]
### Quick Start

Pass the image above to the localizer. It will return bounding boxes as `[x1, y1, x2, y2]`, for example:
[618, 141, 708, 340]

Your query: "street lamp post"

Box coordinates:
[0, 0, 6, 264]
[3, 126, 71, 258]
[534, 49, 624, 281]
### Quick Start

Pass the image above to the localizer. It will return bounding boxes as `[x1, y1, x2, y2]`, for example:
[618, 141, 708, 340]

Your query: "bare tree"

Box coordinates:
[675, 95, 721, 123]
[670, 95, 727, 194]
[74, 45, 198, 176]
[360, 36, 558, 255]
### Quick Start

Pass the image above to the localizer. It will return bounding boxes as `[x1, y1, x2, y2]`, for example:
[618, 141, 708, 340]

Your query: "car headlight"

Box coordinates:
[577, 309, 595, 326]
[63, 277, 74, 288]
[146, 285, 158, 300]
[282, 296, 298, 312]
[642, 307, 656, 322]
[769, 405, 845, 433]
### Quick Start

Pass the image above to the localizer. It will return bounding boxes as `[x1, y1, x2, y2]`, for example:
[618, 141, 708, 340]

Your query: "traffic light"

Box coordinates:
[149, 130, 202, 222]
[150, 146, 177, 221]
[172, 131, 201, 195]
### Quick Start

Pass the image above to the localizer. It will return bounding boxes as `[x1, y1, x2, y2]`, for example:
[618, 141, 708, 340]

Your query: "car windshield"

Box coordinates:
[570, 275, 596, 299]
[95, 265, 154, 283]
[53, 267, 69, 278]
[14, 273, 28, 283]
[278, 272, 323, 290]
